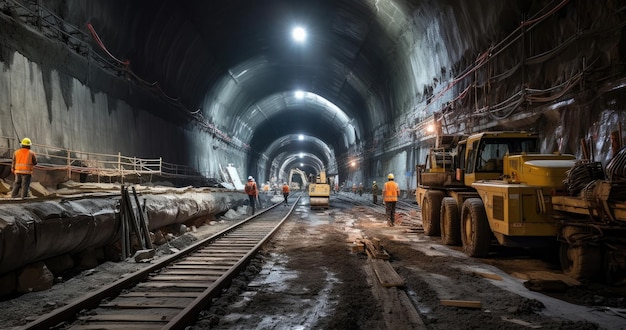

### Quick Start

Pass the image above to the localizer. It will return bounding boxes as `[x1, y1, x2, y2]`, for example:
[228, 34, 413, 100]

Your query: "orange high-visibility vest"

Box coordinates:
[13, 148, 36, 175]
[282, 185, 290, 193]
[383, 181, 399, 202]
[245, 181, 257, 196]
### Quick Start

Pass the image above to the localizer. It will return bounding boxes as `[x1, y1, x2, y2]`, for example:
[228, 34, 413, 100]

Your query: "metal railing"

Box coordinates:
[0, 136, 206, 183]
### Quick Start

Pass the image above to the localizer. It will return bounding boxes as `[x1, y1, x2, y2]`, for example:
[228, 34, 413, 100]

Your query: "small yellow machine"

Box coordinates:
[309, 171, 330, 209]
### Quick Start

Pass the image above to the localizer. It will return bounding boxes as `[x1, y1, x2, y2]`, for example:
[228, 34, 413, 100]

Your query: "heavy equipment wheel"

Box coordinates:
[440, 197, 461, 246]
[461, 198, 490, 257]
[422, 191, 444, 236]
[559, 226, 602, 282]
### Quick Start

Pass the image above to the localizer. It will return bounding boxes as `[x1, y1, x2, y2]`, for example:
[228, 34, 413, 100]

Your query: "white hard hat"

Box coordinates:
[248, 176, 253, 180]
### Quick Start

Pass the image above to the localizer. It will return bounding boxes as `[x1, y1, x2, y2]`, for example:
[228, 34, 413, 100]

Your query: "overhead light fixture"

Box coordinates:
[299, 153, 304, 158]
[300, 163, 304, 167]
[295, 90, 304, 99]
[298, 135, 304, 140]
[292, 26, 306, 43]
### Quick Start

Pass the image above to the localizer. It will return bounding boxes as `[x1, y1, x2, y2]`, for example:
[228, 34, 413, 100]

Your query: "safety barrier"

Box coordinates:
[0, 136, 206, 183]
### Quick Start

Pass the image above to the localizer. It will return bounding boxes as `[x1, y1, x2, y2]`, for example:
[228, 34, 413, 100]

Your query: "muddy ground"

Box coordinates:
[1, 193, 626, 329]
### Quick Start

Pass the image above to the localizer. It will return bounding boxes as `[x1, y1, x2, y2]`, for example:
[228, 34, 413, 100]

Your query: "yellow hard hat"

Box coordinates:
[387, 173, 394, 179]
[21, 138, 32, 146]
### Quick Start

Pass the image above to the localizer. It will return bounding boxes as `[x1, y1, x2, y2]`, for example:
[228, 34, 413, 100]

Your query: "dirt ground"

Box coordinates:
[2, 194, 626, 329]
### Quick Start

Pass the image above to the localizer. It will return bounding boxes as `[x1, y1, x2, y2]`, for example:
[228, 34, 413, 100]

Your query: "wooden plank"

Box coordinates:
[160, 269, 225, 275]
[513, 270, 580, 287]
[501, 316, 543, 328]
[363, 239, 389, 260]
[474, 271, 503, 281]
[120, 292, 199, 298]
[149, 275, 222, 281]
[100, 302, 189, 309]
[72, 324, 162, 329]
[440, 300, 482, 309]
[138, 281, 213, 288]
[174, 262, 234, 269]
[371, 259, 404, 287]
[78, 314, 171, 322]
[365, 259, 427, 330]
[167, 263, 234, 269]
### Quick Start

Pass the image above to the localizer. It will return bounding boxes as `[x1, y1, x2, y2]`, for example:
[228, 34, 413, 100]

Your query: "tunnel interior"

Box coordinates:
[0, 0, 625, 190]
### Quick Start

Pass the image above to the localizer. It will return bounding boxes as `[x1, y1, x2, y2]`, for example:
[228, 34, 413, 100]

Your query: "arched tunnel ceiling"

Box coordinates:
[66, 0, 401, 160]
[264, 134, 337, 177]
[54, 0, 624, 177]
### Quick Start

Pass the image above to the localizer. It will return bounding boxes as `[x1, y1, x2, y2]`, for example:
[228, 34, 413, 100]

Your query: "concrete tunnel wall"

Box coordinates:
[0, 14, 247, 183]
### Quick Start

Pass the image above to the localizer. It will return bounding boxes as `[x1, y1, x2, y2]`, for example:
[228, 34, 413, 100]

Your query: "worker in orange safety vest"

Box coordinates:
[382, 173, 400, 226]
[245, 176, 258, 214]
[282, 182, 290, 206]
[11, 137, 38, 199]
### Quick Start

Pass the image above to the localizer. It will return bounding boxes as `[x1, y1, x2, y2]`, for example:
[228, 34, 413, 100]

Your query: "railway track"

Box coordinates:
[18, 195, 302, 330]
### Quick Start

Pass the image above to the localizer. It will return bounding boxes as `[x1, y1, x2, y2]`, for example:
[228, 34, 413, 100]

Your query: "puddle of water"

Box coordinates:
[405, 287, 432, 315]
[225, 253, 340, 329]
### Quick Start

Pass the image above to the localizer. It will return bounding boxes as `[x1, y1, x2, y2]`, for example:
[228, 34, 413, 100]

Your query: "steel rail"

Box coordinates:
[18, 195, 301, 330]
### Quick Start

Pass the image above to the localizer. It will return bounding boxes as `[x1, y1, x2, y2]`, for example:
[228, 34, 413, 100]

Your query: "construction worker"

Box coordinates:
[358, 183, 363, 196]
[263, 181, 270, 195]
[11, 137, 37, 199]
[372, 181, 379, 204]
[282, 182, 290, 206]
[382, 173, 400, 226]
[352, 183, 357, 194]
[245, 176, 258, 214]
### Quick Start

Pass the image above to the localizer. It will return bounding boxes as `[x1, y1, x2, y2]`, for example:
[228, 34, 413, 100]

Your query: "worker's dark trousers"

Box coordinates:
[373, 195, 378, 204]
[12, 173, 32, 198]
[248, 195, 256, 214]
[385, 201, 396, 225]
[283, 193, 289, 205]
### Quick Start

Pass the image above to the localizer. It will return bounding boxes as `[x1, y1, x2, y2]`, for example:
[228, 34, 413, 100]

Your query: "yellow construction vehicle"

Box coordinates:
[416, 132, 573, 250]
[309, 170, 330, 209]
[417, 131, 626, 282]
[288, 168, 308, 190]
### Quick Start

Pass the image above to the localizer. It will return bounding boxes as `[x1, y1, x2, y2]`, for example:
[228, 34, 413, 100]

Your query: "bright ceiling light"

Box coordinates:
[295, 90, 304, 99]
[292, 26, 306, 43]
[298, 135, 304, 140]
[299, 153, 304, 158]
[300, 163, 304, 167]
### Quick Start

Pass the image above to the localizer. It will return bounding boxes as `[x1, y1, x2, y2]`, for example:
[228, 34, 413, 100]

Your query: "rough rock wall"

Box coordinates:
[0, 10, 246, 182]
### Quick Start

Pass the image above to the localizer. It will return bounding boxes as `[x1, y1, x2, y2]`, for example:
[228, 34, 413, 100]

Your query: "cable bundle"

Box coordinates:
[563, 161, 605, 196]
[605, 147, 626, 181]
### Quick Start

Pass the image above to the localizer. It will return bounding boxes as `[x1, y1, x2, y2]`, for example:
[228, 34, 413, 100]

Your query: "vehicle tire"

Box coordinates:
[559, 226, 602, 282]
[422, 191, 444, 236]
[461, 198, 490, 257]
[440, 197, 461, 246]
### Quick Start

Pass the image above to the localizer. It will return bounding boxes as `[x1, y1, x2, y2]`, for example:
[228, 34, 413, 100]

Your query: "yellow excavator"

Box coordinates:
[309, 170, 330, 209]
